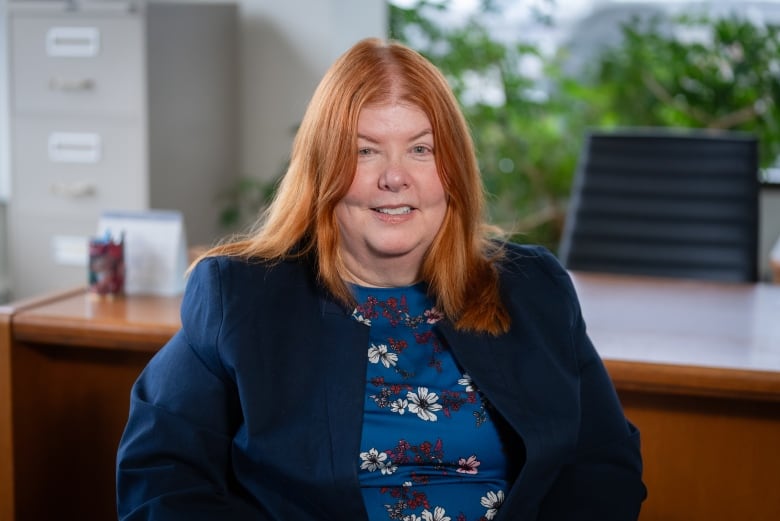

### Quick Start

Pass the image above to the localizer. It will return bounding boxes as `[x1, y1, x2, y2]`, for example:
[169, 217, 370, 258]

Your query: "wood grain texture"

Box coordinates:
[620, 391, 780, 521]
[0, 290, 177, 521]
[0, 314, 15, 521]
[605, 360, 780, 402]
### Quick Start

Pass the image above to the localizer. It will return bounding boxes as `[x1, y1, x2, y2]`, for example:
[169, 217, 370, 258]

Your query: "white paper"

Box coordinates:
[97, 210, 187, 296]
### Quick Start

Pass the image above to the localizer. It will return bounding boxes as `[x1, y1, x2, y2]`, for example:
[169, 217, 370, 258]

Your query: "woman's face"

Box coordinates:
[335, 102, 447, 286]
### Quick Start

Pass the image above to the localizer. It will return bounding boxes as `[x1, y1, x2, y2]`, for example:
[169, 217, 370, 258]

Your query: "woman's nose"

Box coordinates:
[379, 158, 410, 191]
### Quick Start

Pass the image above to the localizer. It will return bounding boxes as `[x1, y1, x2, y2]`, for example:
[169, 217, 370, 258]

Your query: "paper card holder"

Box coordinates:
[97, 210, 188, 296]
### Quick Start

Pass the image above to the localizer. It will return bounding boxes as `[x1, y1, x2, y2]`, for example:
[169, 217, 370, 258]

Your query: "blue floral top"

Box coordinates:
[351, 283, 514, 521]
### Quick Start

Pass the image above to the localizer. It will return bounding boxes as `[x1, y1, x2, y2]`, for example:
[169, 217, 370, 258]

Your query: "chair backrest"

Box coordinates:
[558, 128, 760, 282]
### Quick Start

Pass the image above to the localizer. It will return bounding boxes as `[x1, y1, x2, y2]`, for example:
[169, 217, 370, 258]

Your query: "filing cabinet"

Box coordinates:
[5, 0, 237, 299]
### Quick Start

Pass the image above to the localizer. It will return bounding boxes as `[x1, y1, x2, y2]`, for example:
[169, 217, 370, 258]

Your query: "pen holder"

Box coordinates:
[88, 235, 125, 296]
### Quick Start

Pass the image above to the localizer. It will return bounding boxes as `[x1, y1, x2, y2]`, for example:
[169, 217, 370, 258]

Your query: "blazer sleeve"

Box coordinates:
[533, 249, 647, 520]
[115, 258, 267, 520]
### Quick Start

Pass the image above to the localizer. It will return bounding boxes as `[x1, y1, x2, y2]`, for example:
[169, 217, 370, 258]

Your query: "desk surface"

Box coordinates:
[0, 288, 181, 352]
[4, 273, 779, 400]
[571, 272, 780, 401]
[571, 272, 780, 371]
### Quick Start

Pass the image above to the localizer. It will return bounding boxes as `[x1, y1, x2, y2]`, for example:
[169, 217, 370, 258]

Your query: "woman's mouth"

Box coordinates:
[374, 206, 412, 215]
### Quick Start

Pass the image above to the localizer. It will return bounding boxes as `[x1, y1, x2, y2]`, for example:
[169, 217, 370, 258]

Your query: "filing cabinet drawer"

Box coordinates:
[11, 117, 148, 216]
[7, 211, 96, 297]
[10, 14, 144, 116]
[5, 2, 238, 302]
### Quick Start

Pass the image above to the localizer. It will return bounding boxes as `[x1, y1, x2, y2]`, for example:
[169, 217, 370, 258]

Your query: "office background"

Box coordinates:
[0, 0, 388, 301]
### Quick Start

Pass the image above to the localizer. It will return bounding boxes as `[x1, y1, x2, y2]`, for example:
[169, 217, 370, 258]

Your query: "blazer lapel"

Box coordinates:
[436, 320, 532, 435]
[319, 297, 371, 519]
[437, 320, 580, 519]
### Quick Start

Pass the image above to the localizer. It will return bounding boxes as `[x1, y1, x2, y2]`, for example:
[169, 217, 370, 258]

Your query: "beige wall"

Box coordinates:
[237, 0, 388, 182]
[142, 0, 388, 183]
[1, 0, 9, 301]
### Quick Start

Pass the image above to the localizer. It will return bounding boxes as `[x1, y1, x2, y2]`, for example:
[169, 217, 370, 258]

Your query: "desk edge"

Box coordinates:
[605, 359, 780, 402]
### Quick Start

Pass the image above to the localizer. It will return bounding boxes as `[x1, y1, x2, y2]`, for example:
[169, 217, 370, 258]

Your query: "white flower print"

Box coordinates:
[458, 373, 475, 392]
[352, 311, 371, 326]
[390, 398, 408, 414]
[360, 448, 387, 472]
[480, 490, 505, 520]
[403, 516, 421, 521]
[406, 387, 443, 422]
[367, 343, 398, 368]
[380, 461, 398, 475]
[421, 506, 451, 521]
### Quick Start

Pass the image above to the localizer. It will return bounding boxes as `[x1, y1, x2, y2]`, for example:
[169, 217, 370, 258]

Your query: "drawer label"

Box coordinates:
[48, 132, 102, 163]
[46, 27, 101, 57]
[52, 235, 89, 267]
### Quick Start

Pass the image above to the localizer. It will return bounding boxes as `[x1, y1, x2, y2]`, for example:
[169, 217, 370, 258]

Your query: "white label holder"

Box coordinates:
[48, 132, 101, 163]
[46, 27, 101, 57]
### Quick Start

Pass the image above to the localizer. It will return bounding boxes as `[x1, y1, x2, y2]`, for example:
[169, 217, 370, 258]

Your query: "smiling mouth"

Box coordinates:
[374, 206, 412, 215]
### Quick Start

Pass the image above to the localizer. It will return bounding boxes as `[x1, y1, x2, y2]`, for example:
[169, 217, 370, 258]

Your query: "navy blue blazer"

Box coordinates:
[116, 244, 646, 520]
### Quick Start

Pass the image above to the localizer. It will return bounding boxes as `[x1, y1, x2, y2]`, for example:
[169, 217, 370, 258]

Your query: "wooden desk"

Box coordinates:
[572, 272, 780, 521]
[0, 289, 180, 521]
[1, 276, 778, 521]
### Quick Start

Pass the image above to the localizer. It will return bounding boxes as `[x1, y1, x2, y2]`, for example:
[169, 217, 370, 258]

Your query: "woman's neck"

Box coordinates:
[338, 254, 422, 288]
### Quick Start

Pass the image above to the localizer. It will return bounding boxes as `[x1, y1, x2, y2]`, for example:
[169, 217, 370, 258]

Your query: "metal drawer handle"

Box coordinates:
[49, 181, 97, 198]
[49, 77, 96, 92]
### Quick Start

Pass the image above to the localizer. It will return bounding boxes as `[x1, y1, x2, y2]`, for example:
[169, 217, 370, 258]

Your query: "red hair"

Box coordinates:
[198, 38, 510, 334]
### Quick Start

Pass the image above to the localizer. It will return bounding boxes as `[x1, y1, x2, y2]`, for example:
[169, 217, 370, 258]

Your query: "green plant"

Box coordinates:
[593, 13, 780, 167]
[389, 1, 780, 251]
[216, 176, 278, 233]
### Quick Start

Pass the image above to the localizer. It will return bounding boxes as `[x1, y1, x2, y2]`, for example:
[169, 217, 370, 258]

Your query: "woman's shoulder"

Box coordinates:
[182, 254, 320, 323]
[495, 242, 578, 311]
[188, 253, 314, 290]
[191, 253, 285, 273]
[498, 242, 568, 280]
[179, 254, 320, 353]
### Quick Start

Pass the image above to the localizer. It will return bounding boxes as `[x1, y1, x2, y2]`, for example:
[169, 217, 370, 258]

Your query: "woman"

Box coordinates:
[116, 38, 646, 520]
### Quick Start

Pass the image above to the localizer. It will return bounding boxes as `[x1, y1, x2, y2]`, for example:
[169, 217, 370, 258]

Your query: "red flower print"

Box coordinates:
[456, 455, 481, 475]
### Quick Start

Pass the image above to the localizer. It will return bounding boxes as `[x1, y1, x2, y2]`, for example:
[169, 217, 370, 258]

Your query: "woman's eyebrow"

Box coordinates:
[357, 129, 433, 143]
[356, 133, 379, 144]
[410, 129, 433, 141]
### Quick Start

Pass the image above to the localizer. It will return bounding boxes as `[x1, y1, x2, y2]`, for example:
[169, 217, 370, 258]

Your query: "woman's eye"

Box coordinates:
[357, 147, 372, 156]
[412, 145, 432, 154]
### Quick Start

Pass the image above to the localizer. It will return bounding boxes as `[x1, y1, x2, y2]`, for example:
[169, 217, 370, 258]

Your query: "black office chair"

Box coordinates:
[558, 128, 760, 282]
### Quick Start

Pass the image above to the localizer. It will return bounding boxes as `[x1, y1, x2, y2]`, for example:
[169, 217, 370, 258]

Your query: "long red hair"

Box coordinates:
[198, 38, 510, 335]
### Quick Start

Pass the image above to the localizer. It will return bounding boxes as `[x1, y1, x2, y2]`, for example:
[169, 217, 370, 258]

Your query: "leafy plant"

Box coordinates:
[216, 176, 277, 233]
[389, 1, 780, 250]
[593, 13, 780, 167]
